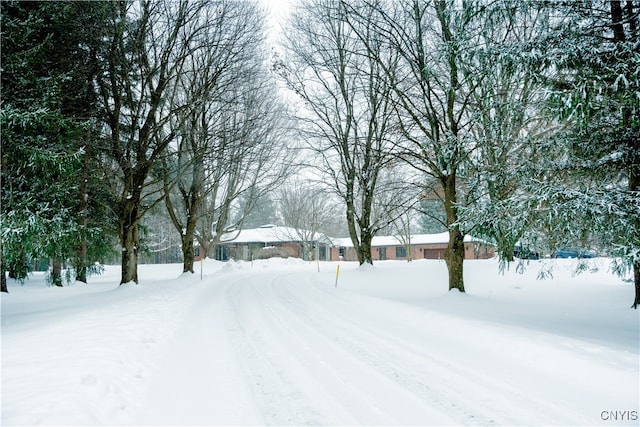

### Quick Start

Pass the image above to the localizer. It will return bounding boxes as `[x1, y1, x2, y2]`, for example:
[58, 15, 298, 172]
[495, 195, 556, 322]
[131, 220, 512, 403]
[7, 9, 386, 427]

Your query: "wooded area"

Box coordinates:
[1, 0, 638, 307]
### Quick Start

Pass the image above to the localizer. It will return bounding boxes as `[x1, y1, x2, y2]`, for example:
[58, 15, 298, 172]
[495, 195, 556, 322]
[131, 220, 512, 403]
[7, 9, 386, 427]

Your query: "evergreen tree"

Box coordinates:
[458, 2, 553, 264]
[540, 0, 639, 307]
[1, 1, 114, 289]
[465, 1, 639, 307]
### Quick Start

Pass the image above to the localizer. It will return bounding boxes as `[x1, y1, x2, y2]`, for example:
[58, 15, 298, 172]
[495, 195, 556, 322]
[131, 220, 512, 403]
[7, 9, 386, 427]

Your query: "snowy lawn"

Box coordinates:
[1, 257, 638, 426]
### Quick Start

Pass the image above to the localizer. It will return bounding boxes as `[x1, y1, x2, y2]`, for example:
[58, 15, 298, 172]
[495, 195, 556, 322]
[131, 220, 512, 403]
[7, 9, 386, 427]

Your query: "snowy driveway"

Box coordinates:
[136, 261, 638, 426]
[2, 259, 638, 426]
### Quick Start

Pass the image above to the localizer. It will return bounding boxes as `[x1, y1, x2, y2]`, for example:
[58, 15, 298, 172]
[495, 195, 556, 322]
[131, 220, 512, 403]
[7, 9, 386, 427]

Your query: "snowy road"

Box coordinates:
[3, 259, 637, 426]
[134, 261, 638, 426]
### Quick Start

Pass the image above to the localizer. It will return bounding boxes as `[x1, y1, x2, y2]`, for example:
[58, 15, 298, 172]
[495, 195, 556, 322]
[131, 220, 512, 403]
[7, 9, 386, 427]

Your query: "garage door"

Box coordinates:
[423, 248, 445, 259]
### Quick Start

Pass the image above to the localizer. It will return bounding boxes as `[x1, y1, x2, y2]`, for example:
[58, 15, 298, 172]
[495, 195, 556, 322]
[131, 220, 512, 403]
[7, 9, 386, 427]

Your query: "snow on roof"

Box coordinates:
[333, 232, 479, 248]
[221, 227, 486, 248]
[220, 225, 330, 244]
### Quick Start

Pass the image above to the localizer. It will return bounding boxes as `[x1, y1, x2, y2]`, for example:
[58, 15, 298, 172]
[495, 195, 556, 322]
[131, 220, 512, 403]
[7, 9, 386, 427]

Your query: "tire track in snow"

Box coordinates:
[268, 271, 590, 426]
[138, 264, 603, 425]
[222, 273, 334, 425]
[222, 271, 458, 425]
[264, 274, 497, 425]
[136, 276, 262, 425]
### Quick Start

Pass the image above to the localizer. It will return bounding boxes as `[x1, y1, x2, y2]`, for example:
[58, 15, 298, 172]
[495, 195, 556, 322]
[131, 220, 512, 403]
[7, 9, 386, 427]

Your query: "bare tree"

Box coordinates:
[96, 0, 218, 284]
[387, 210, 422, 262]
[160, 0, 279, 273]
[277, 181, 340, 260]
[193, 77, 294, 260]
[341, 0, 511, 291]
[278, 0, 401, 265]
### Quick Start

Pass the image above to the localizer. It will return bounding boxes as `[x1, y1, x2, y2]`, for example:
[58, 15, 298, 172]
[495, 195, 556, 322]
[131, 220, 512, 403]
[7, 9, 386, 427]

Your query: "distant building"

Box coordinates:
[202, 226, 494, 262]
[212, 224, 333, 261]
[330, 232, 494, 261]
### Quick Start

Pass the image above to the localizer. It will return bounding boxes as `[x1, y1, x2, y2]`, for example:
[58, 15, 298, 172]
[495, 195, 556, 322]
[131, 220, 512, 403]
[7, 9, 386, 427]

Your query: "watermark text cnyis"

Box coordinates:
[600, 410, 638, 422]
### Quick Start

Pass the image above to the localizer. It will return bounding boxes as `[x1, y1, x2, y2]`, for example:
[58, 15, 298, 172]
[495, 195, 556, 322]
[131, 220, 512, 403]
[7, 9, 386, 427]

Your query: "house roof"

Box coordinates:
[332, 232, 479, 248]
[219, 225, 331, 245]
[219, 226, 487, 248]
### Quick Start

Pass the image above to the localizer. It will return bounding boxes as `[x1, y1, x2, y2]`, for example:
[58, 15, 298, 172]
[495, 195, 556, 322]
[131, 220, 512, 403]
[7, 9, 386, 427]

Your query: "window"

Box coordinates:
[319, 246, 327, 260]
[396, 246, 407, 258]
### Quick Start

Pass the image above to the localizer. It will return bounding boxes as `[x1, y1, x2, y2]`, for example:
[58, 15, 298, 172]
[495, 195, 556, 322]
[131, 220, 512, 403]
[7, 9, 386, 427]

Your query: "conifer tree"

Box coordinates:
[1, 1, 114, 289]
[540, 0, 640, 307]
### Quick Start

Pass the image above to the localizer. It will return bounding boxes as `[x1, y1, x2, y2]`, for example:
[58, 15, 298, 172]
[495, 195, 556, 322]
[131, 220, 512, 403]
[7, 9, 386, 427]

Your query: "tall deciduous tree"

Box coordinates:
[279, 0, 400, 265]
[343, 1, 567, 292]
[160, 0, 281, 273]
[195, 84, 292, 259]
[344, 0, 486, 289]
[96, 0, 221, 284]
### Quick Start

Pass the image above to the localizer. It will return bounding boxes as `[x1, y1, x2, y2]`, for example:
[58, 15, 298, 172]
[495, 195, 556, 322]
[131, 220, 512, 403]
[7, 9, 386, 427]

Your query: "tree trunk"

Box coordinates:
[346, 197, 363, 264]
[118, 171, 146, 284]
[443, 173, 465, 292]
[51, 258, 63, 287]
[119, 193, 141, 285]
[1, 271, 7, 293]
[181, 235, 194, 273]
[75, 150, 89, 283]
[1, 250, 8, 293]
[180, 190, 200, 273]
[610, 0, 626, 43]
[345, 183, 374, 265]
[359, 187, 375, 265]
[629, 133, 639, 309]
[76, 241, 87, 283]
[630, 156, 639, 309]
[120, 222, 139, 284]
[633, 261, 640, 309]
[445, 229, 465, 292]
[181, 222, 196, 274]
[346, 216, 374, 265]
[358, 227, 374, 265]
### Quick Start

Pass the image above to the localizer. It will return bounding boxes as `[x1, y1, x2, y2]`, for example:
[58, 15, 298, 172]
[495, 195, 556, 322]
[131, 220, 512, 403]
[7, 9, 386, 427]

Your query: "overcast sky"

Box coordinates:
[261, 0, 294, 43]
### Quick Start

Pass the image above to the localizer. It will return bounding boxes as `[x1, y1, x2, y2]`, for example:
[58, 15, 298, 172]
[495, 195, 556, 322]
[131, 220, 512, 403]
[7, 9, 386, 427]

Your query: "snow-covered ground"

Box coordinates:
[2, 257, 638, 426]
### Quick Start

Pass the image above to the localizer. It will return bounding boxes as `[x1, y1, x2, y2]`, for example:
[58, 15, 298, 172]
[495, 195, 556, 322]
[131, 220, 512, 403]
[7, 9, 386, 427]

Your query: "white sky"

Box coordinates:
[260, 0, 295, 43]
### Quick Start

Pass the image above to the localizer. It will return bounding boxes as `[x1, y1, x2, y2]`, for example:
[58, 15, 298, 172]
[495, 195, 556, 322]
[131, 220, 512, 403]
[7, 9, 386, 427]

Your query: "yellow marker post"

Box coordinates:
[334, 264, 340, 288]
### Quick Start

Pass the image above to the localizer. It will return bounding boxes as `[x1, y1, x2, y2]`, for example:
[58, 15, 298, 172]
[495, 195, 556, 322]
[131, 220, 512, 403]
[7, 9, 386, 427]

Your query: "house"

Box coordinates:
[330, 232, 495, 261]
[213, 224, 333, 261]
[206, 226, 494, 263]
